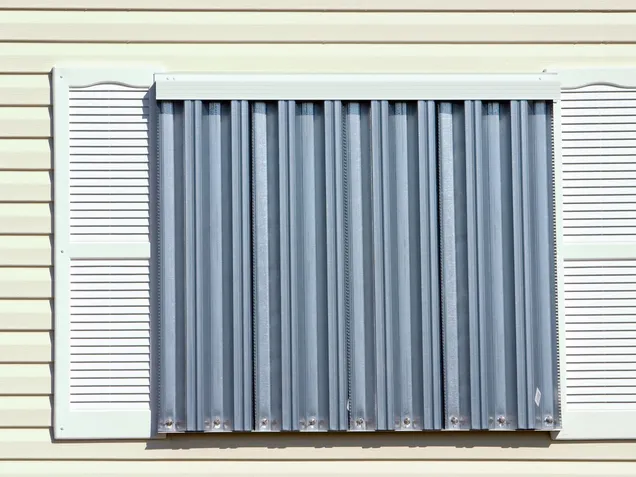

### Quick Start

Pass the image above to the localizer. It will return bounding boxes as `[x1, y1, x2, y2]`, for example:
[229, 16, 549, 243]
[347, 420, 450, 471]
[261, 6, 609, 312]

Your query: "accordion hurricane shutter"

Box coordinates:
[157, 98, 558, 433]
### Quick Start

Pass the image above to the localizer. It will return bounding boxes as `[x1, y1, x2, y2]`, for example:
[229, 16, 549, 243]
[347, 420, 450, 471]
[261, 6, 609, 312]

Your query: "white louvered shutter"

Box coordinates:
[556, 70, 636, 439]
[54, 68, 158, 439]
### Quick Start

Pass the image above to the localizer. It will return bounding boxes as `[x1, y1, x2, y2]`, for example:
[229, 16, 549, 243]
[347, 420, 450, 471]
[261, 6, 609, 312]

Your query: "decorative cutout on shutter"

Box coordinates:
[54, 68, 158, 439]
[556, 72, 636, 440]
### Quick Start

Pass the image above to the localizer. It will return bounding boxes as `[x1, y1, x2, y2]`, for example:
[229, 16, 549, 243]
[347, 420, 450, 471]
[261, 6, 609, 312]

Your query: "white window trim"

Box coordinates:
[53, 66, 162, 440]
[155, 73, 560, 101]
[549, 67, 636, 440]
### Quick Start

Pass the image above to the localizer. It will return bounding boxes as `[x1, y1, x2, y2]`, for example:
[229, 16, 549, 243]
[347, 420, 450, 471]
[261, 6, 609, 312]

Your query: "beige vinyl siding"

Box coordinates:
[0, 398, 51, 429]
[0, 332, 51, 363]
[0, 301, 51, 330]
[1, 461, 636, 477]
[0, 4, 635, 476]
[0, 269, 51, 298]
[6, 44, 636, 75]
[3, 12, 636, 43]
[0, 237, 50, 266]
[0, 172, 50, 202]
[0, 364, 50, 395]
[2, 429, 636, 460]
[0, 76, 49, 107]
[0, 205, 51, 235]
[0, 140, 51, 170]
[0, 0, 634, 10]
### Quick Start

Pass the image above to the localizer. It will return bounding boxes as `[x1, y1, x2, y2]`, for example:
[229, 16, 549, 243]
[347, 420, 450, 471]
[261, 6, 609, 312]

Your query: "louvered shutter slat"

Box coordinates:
[54, 68, 158, 439]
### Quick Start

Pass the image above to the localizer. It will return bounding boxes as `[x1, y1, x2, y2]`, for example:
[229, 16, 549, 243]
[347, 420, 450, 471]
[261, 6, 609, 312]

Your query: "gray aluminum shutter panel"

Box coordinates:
[439, 100, 558, 431]
[252, 101, 442, 431]
[157, 101, 253, 432]
[155, 97, 557, 433]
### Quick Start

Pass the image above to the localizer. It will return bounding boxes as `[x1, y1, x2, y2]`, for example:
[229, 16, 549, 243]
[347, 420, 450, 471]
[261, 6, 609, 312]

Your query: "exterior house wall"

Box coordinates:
[0, 2, 635, 475]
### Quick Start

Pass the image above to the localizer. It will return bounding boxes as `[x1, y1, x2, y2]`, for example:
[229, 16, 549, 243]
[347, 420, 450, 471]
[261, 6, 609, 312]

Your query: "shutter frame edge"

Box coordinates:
[551, 68, 636, 441]
[53, 66, 162, 440]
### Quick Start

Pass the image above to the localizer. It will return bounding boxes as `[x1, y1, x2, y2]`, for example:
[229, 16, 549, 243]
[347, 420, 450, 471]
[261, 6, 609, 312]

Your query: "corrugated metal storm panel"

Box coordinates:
[369, 101, 442, 431]
[156, 97, 557, 433]
[439, 100, 558, 430]
[251, 100, 442, 431]
[157, 100, 253, 432]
